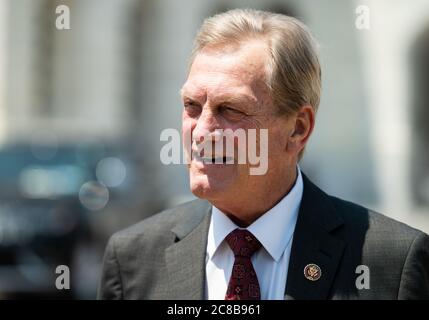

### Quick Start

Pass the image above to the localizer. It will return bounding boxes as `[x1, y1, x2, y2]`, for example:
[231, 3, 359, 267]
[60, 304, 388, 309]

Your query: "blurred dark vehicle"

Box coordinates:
[0, 143, 121, 299]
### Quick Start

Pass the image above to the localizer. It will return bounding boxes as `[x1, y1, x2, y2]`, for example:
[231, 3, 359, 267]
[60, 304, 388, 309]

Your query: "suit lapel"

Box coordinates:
[162, 173, 346, 300]
[165, 200, 212, 299]
[285, 174, 346, 300]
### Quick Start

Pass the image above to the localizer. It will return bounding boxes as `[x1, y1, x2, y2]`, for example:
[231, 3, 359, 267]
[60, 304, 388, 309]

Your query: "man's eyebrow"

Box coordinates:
[179, 88, 201, 101]
[213, 93, 257, 105]
[179, 88, 257, 106]
[180, 86, 202, 98]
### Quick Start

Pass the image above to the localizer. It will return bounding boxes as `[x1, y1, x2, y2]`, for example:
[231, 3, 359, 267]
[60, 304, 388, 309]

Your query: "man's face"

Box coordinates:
[181, 40, 294, 206]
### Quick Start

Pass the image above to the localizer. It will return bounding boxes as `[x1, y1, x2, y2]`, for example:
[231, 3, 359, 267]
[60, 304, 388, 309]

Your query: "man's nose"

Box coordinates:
[192, 108, 221, 143]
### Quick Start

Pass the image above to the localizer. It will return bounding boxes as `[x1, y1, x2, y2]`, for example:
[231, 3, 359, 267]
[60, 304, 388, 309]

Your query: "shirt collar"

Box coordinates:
[207, 166, 303, 262]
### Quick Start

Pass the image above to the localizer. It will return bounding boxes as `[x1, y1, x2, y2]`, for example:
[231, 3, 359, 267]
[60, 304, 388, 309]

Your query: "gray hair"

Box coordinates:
[190, 8, 322, 116]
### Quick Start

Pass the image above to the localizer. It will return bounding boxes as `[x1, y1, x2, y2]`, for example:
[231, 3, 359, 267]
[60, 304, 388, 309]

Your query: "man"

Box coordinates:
[98, 9, 429, 300]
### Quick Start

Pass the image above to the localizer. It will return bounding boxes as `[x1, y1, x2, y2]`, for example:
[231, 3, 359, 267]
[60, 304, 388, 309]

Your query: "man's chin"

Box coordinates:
[189, 178, 231, 201]
[190, 184, 218, 200]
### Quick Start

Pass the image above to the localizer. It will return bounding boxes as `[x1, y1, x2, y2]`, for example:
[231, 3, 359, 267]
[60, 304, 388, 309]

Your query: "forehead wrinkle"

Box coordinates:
[183, 40, 271, 109]
[198, 40, 270, 78]
[180, 83, 207, 103]
[209, 91, 258, 106]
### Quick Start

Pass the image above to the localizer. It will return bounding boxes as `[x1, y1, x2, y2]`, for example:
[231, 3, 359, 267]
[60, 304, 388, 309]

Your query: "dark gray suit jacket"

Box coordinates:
[98, 174, 429, 299]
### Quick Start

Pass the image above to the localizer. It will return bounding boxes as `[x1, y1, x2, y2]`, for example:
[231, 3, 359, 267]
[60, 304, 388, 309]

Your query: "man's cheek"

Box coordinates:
[182, 125, 193, 164]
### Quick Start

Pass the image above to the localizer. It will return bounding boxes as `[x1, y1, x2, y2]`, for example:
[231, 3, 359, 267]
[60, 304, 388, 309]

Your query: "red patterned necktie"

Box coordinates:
[224, 229, 262, 300]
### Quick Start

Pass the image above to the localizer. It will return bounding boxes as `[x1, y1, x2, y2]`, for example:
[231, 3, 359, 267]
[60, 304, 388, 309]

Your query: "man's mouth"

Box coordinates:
[193, 154, 234, 164]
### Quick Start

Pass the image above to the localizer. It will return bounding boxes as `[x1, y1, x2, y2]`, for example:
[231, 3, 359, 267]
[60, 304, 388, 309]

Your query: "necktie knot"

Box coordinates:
[225, 229, 261, 258]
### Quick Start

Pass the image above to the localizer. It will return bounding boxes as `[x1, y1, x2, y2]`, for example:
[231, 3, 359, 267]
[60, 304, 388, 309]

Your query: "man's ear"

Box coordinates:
[286, 105, 315, 154]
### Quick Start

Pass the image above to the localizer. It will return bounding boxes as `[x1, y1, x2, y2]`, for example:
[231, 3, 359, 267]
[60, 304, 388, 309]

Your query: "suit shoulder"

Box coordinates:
[328, 195, 425, 241]
[109, 198, 209, 244]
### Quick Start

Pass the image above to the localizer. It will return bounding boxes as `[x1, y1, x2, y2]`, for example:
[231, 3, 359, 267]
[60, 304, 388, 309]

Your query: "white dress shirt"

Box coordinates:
[205, 167, 303, 300]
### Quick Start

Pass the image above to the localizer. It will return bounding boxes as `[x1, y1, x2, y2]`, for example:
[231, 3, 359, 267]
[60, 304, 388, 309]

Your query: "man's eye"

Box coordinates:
[219, 105, 234, 113]
[184, 102, 201, 115]
[224, 107, 236, 112]
[220, 106, 244, 118]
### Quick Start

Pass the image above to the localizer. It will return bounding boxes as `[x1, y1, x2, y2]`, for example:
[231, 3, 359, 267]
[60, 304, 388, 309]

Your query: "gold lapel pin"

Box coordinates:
[304, 263, 322, 281]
